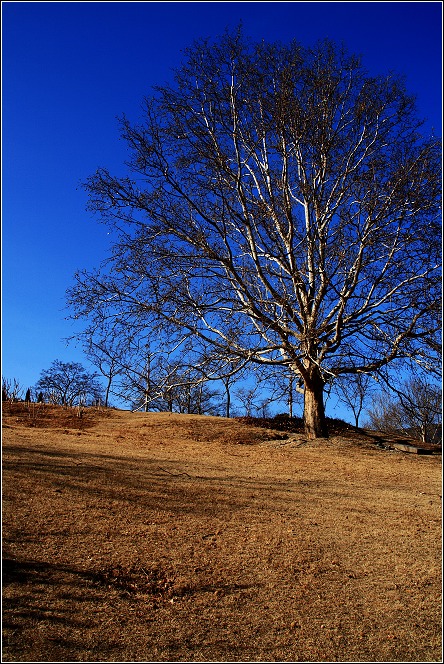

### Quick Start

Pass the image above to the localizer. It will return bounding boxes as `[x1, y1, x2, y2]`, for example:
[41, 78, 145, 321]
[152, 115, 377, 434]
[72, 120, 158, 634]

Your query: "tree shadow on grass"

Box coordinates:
[2, 555, 139, 659]
[2, 442, 372, 526]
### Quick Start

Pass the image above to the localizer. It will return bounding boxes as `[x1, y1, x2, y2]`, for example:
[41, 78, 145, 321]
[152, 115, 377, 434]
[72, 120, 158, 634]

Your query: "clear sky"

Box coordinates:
[2, 1, 442, 417]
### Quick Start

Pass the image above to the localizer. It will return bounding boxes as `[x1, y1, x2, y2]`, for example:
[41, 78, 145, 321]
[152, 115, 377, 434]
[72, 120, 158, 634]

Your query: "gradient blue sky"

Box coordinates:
[2, 1, 442, 417]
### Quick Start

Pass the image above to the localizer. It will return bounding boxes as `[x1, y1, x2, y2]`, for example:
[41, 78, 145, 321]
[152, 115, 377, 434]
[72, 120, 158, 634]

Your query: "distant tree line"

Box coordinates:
[70, 330, 301, 417]
[2, 354, 441, 445]
[2, 361, 104, 408]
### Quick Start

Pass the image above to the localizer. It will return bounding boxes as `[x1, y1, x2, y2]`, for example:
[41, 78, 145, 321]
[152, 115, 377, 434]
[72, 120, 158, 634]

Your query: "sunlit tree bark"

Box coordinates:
[68, 33, 441, 438]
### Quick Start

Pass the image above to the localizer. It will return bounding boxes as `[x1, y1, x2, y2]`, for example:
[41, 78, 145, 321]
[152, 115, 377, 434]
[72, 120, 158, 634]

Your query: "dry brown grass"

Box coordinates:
[2, 403, 442, 662]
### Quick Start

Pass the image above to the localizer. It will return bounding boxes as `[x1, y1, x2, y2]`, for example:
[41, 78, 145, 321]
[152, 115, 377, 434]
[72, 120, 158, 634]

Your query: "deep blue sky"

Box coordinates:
[2, 1, 442, 417]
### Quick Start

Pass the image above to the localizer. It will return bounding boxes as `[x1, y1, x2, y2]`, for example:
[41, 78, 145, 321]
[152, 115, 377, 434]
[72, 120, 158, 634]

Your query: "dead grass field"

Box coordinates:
[2, 404, 442, 662]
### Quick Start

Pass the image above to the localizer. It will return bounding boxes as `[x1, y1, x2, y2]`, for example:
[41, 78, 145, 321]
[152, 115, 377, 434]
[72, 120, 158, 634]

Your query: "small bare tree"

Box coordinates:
[397, 377, 441, 443]
[263, 366, 304, 417]
[333, 372, 375, 427]
[2, 377, 24, 403]
[82, 336, 121, 407]
[191, 347, 251, 418]
[363, 392, 399, 433]
[234, 384, 262, 418]
[365, 375, 441, 443]
[35, 360, 104, 407]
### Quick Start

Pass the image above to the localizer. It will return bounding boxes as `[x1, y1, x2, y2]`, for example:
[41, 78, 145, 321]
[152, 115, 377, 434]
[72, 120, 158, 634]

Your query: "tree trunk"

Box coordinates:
[304, 369, 329, 439]
[288, 373, 294, 418]
[105, 377, 112, 408]
[225, 384, 231, 419]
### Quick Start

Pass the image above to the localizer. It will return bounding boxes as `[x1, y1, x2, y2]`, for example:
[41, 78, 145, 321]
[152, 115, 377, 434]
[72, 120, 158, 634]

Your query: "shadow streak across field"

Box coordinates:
[1, 557, 134, 661]
[2, 557, 105, 626]
[2, 555, 260, 633]
[2, 443, 360, 520]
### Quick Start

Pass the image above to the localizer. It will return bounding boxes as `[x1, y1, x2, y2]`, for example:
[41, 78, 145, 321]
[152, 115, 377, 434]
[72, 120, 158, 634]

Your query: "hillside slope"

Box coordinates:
[2, 406, 442, 662]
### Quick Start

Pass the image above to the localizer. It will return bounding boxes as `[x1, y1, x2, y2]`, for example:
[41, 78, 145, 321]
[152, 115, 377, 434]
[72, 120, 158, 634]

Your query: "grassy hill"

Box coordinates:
[2, 404, 441, 662]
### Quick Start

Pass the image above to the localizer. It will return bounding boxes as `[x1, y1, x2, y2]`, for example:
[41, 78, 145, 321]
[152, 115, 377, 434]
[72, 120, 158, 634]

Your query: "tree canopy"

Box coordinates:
[68, 32, 441, 438]
[35, 360, 104, 407]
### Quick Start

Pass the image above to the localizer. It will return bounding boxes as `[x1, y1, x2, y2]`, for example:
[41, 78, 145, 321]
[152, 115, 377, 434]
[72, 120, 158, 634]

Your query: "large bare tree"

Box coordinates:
[68, 33, 441, 438]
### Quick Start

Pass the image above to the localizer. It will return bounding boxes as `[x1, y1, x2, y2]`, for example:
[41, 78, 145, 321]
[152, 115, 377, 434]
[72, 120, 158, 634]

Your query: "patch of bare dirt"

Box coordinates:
[2, 405, 442, 662]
